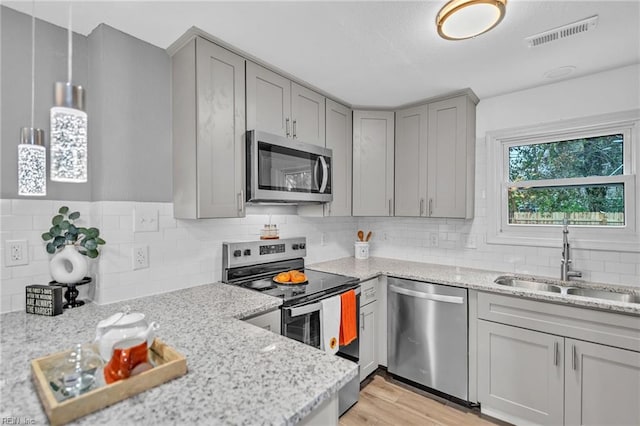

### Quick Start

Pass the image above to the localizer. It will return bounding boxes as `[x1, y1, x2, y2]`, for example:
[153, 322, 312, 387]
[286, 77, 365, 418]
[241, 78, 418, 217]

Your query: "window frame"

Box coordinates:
[487, 110, 639, 252]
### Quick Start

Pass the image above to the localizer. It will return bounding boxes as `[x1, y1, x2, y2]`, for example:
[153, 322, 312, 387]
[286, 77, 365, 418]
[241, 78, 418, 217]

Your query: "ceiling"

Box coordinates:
[4, 1, 640, 107]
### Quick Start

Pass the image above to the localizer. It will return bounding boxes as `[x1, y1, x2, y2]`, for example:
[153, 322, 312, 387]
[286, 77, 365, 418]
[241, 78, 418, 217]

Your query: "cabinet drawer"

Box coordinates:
[360, 278, 377, 306]
[477, 292, 640, 352]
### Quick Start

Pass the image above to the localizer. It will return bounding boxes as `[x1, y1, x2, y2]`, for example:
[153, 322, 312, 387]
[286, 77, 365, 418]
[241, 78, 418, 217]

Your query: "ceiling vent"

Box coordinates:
[525, 15, 599, 48]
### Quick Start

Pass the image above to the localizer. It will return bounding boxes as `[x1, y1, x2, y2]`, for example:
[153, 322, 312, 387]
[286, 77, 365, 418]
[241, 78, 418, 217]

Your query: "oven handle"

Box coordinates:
[285, 286, 361, 318]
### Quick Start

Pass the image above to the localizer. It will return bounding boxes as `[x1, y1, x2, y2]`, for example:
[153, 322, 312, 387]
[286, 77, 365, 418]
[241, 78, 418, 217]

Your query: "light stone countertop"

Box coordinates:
[308, 257, 640, 316]
[0, 283, 358, 425]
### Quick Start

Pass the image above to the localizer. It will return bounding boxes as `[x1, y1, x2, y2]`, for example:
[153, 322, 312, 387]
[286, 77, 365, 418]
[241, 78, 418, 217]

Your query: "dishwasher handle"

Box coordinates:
[389, 284, 464, 304]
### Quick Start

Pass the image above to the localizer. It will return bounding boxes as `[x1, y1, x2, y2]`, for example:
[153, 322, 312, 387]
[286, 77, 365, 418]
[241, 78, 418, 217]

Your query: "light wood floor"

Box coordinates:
[340, 374, 502, 426]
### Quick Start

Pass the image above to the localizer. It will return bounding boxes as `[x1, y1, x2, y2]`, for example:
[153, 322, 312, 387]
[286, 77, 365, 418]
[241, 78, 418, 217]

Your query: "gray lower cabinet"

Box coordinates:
[359, 278, 378, 381]
[478, 320, 564, 425]
[171, 37, 245, 218]
[476, 292, 640, 425]
[565, 338, 640, 426]
[352, 110, 395, 216]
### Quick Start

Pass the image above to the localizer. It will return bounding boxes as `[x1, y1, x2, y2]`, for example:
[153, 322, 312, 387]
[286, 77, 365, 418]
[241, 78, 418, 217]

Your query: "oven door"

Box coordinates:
[281, 291, 360, 361]
[247, 130, 332, 203]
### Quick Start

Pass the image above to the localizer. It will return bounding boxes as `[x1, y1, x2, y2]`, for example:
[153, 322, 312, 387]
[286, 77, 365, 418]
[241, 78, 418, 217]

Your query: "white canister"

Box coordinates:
[355, 241, 369, 260]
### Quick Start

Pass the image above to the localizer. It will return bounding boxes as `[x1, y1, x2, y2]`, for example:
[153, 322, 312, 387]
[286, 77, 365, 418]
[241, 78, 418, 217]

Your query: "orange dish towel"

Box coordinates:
[339, 289, 357, 346]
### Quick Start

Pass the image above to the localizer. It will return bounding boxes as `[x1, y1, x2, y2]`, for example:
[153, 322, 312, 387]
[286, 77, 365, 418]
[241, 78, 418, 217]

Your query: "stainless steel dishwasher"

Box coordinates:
[387, 277, 468, 401]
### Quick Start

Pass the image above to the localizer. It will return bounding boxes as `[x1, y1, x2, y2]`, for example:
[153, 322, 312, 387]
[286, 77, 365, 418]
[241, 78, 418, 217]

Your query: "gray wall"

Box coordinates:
[1, 6, 91, 200]
[88, 24, 172, 202]
[1, 7, 173, 202]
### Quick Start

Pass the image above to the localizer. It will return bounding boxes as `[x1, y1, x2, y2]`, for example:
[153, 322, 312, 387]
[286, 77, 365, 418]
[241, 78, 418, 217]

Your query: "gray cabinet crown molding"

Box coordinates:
[167, 27, 479, 111]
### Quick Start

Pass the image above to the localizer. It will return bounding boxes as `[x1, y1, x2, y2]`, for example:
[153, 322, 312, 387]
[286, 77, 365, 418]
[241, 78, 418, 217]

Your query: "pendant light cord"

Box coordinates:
[30, 0, 35, 129]
[67, 3, 73, 83]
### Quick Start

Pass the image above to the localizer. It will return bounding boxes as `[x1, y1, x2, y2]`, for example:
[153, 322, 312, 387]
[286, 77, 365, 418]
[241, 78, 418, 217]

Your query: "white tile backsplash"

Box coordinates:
[2, 165, 639, 313]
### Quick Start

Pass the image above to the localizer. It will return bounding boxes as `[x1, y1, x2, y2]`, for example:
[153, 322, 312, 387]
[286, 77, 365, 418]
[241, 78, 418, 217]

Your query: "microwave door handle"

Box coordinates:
[319, 156, 329, 193]
[313, 157, 321, 191]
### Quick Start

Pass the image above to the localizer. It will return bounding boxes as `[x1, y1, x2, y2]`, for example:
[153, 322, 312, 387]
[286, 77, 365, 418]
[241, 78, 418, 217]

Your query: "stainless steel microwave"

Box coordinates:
[246, 130, 332, 204]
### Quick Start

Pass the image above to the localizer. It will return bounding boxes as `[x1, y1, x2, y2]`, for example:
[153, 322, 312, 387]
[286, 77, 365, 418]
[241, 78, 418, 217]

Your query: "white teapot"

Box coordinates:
[95, 309, 159, 361]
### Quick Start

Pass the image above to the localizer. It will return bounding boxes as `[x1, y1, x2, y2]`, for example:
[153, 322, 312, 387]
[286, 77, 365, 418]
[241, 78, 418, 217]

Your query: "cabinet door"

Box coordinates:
[246, 62, 291, 137]
[565, 339, 640, 426]
[359, 301, 378, 381]
[195, 39, 245, 218]
[395, 105, 427, 217]
[478, 321, 564, 425]
[353, 110, 395, 216]
[325, 100, 352, 216]
[291, 82, 325, 146]
[427, 96, 470, 218]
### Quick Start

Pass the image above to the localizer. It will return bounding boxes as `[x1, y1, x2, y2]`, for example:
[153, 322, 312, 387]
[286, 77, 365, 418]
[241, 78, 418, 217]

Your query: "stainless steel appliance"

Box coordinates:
[387, 277, 469, 402]
[246, 130, 332, 204]
[222, 237, 360, 415]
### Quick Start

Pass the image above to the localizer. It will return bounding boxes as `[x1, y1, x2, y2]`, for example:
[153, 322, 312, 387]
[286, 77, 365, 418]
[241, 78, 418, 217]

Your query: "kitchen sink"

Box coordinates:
[566, 288, 640, 304]
[494, 275, 640, 304]
[494, 276, 562, 293]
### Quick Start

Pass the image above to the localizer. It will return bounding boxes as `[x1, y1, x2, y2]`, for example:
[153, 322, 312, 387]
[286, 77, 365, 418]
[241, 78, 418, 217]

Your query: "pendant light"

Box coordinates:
[436, 0, 507, 40]
[50, 4, 87, 183]
[18, 1, 46, 197]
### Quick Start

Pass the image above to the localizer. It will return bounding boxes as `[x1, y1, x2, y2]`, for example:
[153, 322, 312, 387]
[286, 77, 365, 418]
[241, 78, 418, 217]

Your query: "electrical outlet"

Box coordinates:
[428, 233, 439, 248]
[5, 240, 28, 266]
[132, 245, 149, 270]
[133, 206, 158, 232]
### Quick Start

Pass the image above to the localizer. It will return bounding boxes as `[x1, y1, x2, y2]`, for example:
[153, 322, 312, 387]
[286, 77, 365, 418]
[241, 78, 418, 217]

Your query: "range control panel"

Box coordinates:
[222, 237, 307, 269]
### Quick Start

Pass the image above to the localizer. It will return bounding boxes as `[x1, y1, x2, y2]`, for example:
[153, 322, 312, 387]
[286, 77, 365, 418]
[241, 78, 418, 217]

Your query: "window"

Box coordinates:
[507, 134, 625, 227]
[487, 112, 639, 252]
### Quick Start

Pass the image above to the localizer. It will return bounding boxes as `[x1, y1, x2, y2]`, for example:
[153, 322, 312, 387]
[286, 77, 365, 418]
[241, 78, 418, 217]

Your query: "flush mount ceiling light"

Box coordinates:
[436, 0, 507, 40]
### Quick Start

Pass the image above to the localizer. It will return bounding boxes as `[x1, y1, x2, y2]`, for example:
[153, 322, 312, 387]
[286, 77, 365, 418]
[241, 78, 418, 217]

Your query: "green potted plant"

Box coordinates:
[42, 206, 106, 284]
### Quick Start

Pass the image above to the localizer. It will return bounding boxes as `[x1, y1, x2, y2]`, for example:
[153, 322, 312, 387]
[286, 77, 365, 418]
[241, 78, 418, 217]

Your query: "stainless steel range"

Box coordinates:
[221, 237, 360, 416]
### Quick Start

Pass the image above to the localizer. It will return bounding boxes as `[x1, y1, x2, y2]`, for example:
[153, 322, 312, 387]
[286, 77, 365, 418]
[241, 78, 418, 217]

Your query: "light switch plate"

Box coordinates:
[133, 206, 158, 232]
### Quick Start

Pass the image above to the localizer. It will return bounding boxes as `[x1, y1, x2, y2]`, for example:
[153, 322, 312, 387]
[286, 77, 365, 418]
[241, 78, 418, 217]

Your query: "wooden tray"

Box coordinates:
[31, 338, 187, 426]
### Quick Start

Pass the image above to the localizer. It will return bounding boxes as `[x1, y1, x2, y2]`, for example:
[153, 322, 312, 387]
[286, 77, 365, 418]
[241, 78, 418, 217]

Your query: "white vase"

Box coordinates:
[50, 245, 88, 284]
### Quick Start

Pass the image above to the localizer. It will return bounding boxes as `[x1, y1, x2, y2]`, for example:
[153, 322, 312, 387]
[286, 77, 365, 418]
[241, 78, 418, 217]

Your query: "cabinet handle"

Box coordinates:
[361, 312, 365, 331]
[389, 199, 393, 216]
[554, 341, 558, 366]
[237, 190, 244, 215]
[420, 199, 425, 216]
[428, 198, 433, 216]
[572, 345, 577, 370]
[293, 119, 297, 138]
[285, 118, 291, 137]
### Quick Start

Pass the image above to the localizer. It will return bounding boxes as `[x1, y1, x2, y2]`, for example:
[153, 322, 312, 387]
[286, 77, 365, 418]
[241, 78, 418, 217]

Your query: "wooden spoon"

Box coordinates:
[365, 231, 372, 242]
[357, 230, 364, 241]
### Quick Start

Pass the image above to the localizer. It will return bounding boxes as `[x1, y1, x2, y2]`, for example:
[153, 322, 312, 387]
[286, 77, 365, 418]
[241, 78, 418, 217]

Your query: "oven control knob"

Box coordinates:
[233, 250, 242, 257]
[299, 243, 306, 249]
[244, 249, 251, 256]
[292, 244, 299, 250]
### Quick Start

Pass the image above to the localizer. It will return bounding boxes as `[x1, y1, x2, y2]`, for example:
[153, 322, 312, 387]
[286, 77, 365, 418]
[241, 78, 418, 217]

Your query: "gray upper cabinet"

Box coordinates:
[247, 62, 325, 146]
[172, 37, 246, 219]
[291, 82, 326, 146]
[394, 93, 476, 219]
[395, 105, 427, 217]
[246, 62, 290, 137]
[353, 110, 395, 216]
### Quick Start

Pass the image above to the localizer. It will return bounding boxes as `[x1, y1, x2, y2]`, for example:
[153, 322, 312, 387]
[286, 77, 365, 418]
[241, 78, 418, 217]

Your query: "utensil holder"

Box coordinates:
[355, 242, 369, 260]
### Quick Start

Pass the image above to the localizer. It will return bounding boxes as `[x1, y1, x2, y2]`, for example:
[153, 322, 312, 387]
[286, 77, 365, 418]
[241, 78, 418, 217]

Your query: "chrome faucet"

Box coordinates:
[561, 220, 582, 281]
